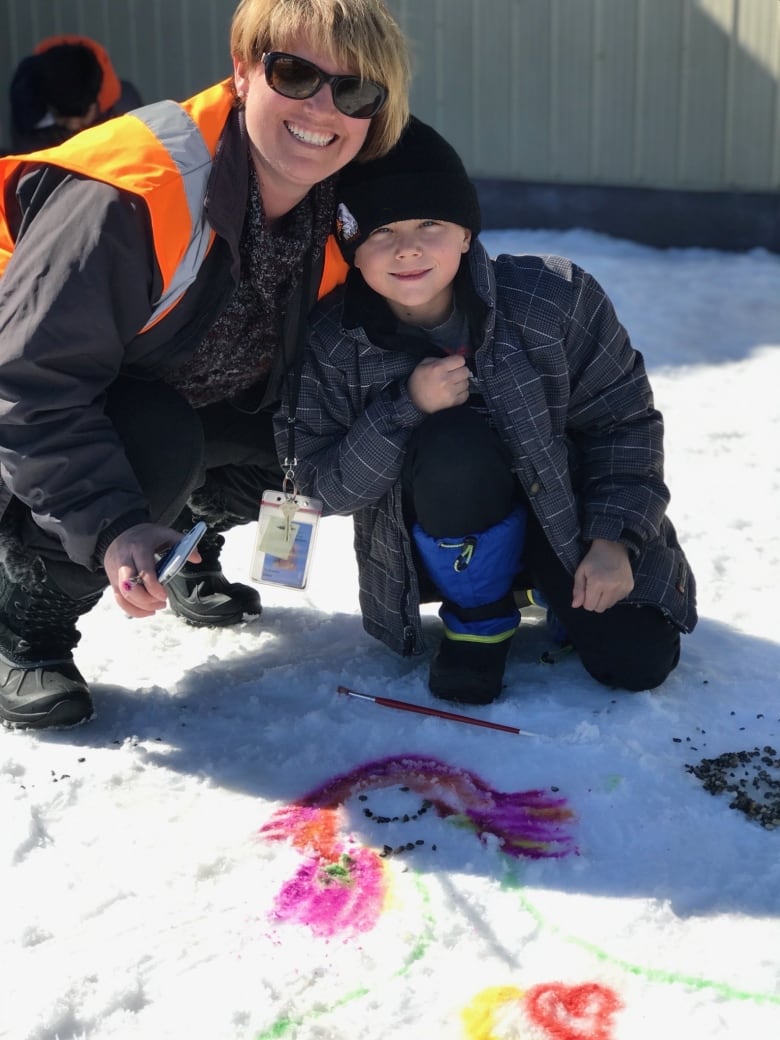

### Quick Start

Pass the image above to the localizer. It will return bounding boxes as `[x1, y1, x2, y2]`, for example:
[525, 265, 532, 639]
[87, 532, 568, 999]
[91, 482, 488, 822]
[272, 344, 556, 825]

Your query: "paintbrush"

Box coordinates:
[336, 685, 540, 737]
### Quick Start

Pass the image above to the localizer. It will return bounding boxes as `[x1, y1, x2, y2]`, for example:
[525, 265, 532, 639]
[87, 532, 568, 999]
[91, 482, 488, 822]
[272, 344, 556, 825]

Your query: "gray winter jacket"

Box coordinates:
[277, 240, 697, 656]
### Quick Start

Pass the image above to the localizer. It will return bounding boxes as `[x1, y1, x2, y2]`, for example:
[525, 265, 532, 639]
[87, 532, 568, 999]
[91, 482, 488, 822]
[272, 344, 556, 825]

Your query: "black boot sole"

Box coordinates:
[167, 588, 261, 627]
[428, 673, 504, 706]
[1, 693, 93, 729]
[168, 603, 246, 628]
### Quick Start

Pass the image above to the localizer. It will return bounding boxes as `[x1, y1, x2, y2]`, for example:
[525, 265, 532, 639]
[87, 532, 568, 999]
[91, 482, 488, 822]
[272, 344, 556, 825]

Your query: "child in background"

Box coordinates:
[277, 118, 696, 704]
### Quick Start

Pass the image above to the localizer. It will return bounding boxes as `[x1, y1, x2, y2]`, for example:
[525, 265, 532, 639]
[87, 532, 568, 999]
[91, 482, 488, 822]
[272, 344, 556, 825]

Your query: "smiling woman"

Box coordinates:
[230, 0, 409, 159]
[232, 30, 378, 220]
[0, 0, 411, 730]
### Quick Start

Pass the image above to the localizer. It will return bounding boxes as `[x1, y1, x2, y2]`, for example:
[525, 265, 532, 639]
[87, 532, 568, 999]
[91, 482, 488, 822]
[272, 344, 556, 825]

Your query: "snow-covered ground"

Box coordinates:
[2, 227, 779, 1040]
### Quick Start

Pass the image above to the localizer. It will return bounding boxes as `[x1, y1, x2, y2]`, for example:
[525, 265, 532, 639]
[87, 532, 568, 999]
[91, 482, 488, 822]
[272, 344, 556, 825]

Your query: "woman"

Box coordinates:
[0, 0, 410, 728]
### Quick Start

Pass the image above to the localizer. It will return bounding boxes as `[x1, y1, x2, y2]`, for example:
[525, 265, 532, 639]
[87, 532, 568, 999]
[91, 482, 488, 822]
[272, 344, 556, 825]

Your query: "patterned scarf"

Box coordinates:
[164, 164, 334, 408]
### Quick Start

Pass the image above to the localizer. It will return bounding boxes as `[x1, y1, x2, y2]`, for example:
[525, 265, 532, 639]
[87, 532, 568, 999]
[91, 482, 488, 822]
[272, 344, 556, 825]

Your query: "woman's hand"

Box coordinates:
[408, 355, 470, 413]
[572, 539, 634, 613]
[103, 523, 201, 618]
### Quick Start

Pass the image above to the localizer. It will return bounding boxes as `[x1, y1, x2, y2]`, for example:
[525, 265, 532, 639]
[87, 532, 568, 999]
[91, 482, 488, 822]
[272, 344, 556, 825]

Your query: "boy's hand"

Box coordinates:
[572, 539, 634, 612]
[407, 355, 470, 413]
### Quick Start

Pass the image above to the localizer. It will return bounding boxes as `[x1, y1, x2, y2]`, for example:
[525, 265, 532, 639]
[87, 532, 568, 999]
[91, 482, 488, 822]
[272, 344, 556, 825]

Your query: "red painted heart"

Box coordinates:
[524, 982, 622, 1040]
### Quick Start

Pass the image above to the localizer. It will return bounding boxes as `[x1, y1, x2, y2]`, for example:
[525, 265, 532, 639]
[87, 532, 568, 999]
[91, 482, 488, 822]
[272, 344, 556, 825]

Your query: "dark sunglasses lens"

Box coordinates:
[268, 55, 320, 98]
[265, 53, 386, 118]
[332, 79, 386, 118]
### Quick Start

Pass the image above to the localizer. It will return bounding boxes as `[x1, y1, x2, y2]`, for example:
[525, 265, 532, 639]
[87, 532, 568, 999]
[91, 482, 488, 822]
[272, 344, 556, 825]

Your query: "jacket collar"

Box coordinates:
[203, 106, 249, 281]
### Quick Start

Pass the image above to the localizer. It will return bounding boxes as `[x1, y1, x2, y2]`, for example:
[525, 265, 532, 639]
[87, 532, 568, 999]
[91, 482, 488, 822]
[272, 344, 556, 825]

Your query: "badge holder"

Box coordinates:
[256, 371, 322, 589]
[251, 489, 322, 590]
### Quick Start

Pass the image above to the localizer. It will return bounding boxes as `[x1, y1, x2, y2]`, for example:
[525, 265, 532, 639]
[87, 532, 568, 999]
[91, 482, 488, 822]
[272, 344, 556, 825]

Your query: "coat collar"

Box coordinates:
[203, 106, 249, 281]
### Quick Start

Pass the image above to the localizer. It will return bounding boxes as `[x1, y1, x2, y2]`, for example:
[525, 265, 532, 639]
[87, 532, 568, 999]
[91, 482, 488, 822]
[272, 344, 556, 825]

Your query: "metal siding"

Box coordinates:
[95, 3, 144, 99]
[431, 0, 477, 161]
[634, 0, 686, 186]
[729, 0, 780, 188]
[389, 0, 780, 192]
[126, 0, 233, 102]
[2, 0, 779, 192]
[471, 0, 515, 177]
[591, 0, 639, 183]
[550, 0, 596, 181]
[681, 0, 733, 186]
[386, 0, 437, 120]
[508, 0, 555, 180]
[389, 0, 559, 179]
[515, 2, 557, 179]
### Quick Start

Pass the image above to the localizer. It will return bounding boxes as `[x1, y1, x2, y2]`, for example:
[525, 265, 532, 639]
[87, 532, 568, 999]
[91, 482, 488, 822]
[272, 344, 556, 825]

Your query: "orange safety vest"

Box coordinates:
[0, 79, 348, 330]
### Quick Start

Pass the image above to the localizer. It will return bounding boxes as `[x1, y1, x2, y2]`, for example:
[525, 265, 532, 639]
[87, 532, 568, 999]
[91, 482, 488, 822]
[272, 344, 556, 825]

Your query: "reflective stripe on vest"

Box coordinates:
[127, 99, 217, 330]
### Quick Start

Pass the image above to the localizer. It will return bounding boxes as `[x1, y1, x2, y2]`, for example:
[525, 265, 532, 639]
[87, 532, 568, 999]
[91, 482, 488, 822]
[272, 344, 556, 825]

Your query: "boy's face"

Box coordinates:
[354, 218, 471, 326]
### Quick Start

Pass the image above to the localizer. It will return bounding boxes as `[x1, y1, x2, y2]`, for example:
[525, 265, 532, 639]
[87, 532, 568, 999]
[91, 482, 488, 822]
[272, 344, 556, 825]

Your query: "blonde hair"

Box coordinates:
[230, 0, 410, 160]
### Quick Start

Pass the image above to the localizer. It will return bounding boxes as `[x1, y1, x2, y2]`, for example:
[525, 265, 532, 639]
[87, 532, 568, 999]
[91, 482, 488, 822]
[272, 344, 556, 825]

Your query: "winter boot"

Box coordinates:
[165, 516, 261, 628]
[413, 506, 527, 705]
[0, 555, 103, 729]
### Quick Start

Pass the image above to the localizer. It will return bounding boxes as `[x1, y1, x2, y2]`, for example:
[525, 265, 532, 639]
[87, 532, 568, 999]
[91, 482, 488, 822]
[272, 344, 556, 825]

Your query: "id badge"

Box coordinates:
[250, 490, 322, 589]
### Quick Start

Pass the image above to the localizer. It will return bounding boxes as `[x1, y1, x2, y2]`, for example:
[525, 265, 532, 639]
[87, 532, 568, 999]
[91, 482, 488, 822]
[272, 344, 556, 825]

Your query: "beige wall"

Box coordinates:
[3, 0, 779, 192]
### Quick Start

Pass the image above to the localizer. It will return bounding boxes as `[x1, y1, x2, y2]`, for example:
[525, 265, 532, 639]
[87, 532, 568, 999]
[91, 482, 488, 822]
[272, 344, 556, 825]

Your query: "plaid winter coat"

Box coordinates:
[277, 240, 697, 656]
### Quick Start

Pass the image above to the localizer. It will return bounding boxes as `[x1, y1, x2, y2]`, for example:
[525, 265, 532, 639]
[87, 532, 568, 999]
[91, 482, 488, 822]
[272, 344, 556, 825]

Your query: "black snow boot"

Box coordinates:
[0, 556, 103, 729]
[165, 518, 261, 628]
[429, 633, 516, 706]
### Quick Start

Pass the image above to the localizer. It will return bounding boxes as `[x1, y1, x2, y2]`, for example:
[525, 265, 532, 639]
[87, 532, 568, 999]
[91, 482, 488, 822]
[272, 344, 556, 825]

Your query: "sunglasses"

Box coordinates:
[262, 51, 387, 119]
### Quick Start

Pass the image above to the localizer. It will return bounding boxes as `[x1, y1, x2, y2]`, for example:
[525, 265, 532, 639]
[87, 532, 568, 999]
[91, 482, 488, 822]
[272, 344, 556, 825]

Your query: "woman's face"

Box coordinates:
[233, 33, 372, 220]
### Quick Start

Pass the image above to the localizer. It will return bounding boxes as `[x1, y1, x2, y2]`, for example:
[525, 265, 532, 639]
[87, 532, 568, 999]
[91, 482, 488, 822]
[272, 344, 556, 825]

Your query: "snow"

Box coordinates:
[2, 227, 780, 1040]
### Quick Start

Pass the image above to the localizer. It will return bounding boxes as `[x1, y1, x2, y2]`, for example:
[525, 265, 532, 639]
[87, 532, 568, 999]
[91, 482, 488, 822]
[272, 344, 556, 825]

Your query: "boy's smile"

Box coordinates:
[354, 218, 471, 326]
[391, 267, 432, 280]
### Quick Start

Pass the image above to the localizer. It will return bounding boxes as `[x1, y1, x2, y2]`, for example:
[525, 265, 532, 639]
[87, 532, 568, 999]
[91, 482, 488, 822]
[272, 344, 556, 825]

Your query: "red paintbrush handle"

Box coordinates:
[372, 695, 522, 735]
[336, 685, 534, 736]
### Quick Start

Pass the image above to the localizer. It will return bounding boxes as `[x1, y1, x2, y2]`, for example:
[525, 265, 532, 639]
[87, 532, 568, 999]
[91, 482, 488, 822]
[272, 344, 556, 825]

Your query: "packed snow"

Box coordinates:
[2, 227, 779, 1040]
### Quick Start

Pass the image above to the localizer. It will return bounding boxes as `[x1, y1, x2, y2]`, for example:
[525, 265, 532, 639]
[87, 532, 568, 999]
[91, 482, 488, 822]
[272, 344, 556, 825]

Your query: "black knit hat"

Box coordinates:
[335, 116, 482, 264]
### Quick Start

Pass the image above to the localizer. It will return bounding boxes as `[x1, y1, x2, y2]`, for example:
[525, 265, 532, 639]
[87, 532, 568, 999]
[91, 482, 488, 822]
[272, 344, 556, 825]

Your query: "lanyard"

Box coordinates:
[282, 245, 315, 496]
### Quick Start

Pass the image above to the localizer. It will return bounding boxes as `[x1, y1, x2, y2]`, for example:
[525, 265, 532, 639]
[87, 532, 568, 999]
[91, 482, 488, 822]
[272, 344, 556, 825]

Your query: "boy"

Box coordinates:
[277, 118, 696, 704]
